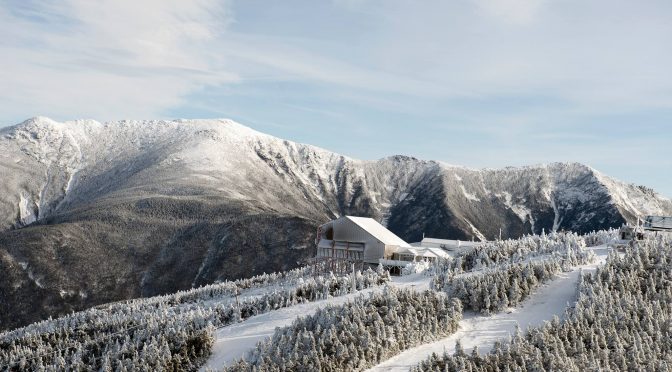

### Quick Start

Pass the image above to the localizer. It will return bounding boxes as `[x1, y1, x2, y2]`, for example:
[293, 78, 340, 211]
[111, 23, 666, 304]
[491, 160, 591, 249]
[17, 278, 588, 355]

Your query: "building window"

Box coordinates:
[325, 227, 334, 240]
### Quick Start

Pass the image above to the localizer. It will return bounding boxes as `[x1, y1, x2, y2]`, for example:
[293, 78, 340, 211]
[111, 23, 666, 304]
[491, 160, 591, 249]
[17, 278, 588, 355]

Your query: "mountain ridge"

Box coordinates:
[0, 116, 670, 331]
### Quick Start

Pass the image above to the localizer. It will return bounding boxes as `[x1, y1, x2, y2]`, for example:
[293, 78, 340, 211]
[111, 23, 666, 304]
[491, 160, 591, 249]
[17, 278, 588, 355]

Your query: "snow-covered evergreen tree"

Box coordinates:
[228, 288, 463, 371]
[0, 266, 388, 371]
[415, 233, 672, 371]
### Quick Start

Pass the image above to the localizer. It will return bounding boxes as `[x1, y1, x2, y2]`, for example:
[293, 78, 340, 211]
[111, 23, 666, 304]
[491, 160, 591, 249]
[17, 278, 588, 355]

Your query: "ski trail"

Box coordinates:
[366, 246, 610, 372]
[200, 273, 431, 371]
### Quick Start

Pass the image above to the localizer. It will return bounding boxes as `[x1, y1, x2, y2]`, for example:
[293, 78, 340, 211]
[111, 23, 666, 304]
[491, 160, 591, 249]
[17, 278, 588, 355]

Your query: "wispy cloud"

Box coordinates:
[0, 0, 236, 123]
[1, 0, 671, 195]
[3, 0, 672, 124]
[471, 0, 547, 25]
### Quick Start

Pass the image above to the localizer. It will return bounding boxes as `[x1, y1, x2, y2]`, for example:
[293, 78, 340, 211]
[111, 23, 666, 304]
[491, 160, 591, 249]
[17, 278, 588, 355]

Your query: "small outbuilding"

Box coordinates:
[392, 247, 451, 262]
[412, 237, 482, 254]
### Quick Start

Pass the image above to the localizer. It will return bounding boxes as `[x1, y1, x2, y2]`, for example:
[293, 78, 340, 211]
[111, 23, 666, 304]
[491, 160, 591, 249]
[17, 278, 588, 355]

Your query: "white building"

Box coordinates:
[315, 216, 479, 275]
[315, 216, 412, 267]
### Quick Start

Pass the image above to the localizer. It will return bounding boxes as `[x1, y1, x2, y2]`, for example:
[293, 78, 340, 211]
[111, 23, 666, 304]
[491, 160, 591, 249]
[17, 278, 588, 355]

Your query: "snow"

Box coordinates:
[497, 191, 534, 232]
[419, 238, 480, 249]
[26, 268, 45, 289]
[551, 197, 562, 232]
[200, 273, 431, 370]
[18, 193, 36, 225]
[401, 260, 432, 275]
[460, 184, 480, 202]
[2, 117, 670, 235]
[593, 170, 670, 217]
[463, 218, 487, 242]
[366, 245, 610, 372]
[201, 292, 373, 370]
[201, 244, 611, 371]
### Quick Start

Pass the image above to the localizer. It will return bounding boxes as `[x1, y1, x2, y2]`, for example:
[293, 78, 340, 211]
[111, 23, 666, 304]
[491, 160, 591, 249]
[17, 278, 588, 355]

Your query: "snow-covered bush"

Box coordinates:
[456, 231, 597, 273]
[414, 234, 672, 371]
[97, 264, 320, 310]
[228, 288, 463, 371]
[582, 228, 620, 247]
[402, 260, 432, 275]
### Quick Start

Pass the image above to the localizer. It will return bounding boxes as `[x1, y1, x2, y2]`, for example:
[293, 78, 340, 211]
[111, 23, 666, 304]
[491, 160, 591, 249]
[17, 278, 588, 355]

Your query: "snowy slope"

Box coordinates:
[201, 273, 432, 370]
[202, 244, 610, 370]
[1, 117, 669, 234]
[0, 116, 670, 331]
[0, 118, 439, 232]
[367, 245, 611, 371]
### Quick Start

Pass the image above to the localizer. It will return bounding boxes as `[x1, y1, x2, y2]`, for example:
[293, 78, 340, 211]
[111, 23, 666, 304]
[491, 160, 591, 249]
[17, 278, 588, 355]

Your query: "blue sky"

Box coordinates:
[1, 0, 671, 196]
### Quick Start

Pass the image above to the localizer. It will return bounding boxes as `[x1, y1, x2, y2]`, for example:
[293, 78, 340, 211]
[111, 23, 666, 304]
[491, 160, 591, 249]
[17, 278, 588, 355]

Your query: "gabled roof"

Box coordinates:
[345, 216, 411, 247]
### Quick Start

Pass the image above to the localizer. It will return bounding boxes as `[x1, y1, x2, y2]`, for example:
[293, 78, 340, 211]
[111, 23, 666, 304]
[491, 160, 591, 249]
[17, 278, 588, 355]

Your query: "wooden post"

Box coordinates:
[351, 263, 356, 293]
[331, 240, 335, 274]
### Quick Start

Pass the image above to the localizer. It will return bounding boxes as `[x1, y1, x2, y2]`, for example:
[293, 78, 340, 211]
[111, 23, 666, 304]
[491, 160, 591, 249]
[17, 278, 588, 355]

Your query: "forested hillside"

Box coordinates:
[414, 234, 672, 371]
[6, 229, 668, 371]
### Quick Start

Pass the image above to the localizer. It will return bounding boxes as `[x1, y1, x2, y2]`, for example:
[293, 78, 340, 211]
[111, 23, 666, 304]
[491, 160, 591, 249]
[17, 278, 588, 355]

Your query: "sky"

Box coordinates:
[1, 0, 671, 196]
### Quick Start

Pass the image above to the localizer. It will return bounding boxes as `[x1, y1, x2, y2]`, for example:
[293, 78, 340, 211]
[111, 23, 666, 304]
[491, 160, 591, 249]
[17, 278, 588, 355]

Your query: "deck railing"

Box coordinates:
[378, 258, 413, 267]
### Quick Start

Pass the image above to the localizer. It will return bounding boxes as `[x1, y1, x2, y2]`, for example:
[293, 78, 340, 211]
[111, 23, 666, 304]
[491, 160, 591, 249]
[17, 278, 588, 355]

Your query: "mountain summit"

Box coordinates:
[1, 117, 670, 330]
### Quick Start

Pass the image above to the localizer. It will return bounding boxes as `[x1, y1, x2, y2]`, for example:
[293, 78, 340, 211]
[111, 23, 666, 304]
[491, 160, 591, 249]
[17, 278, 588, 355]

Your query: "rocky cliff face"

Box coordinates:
[1, 117, 670, 331]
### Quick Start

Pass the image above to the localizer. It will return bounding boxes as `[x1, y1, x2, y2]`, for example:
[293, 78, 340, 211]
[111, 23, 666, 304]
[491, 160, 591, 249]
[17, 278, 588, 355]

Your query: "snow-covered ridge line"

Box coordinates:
[2, 116, 668, 232]
[1, 116, 661, 182]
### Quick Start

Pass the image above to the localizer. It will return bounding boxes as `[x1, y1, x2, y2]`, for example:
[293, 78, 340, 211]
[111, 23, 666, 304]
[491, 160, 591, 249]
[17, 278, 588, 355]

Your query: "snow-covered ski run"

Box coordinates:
[200, 273, 431, 370]
[202, 245, 610, 371]
[367, 245, 610, 371]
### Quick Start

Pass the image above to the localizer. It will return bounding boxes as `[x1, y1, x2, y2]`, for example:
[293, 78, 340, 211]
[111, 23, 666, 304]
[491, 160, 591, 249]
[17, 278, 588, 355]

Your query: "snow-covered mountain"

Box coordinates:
[0, 117, 670, 331]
